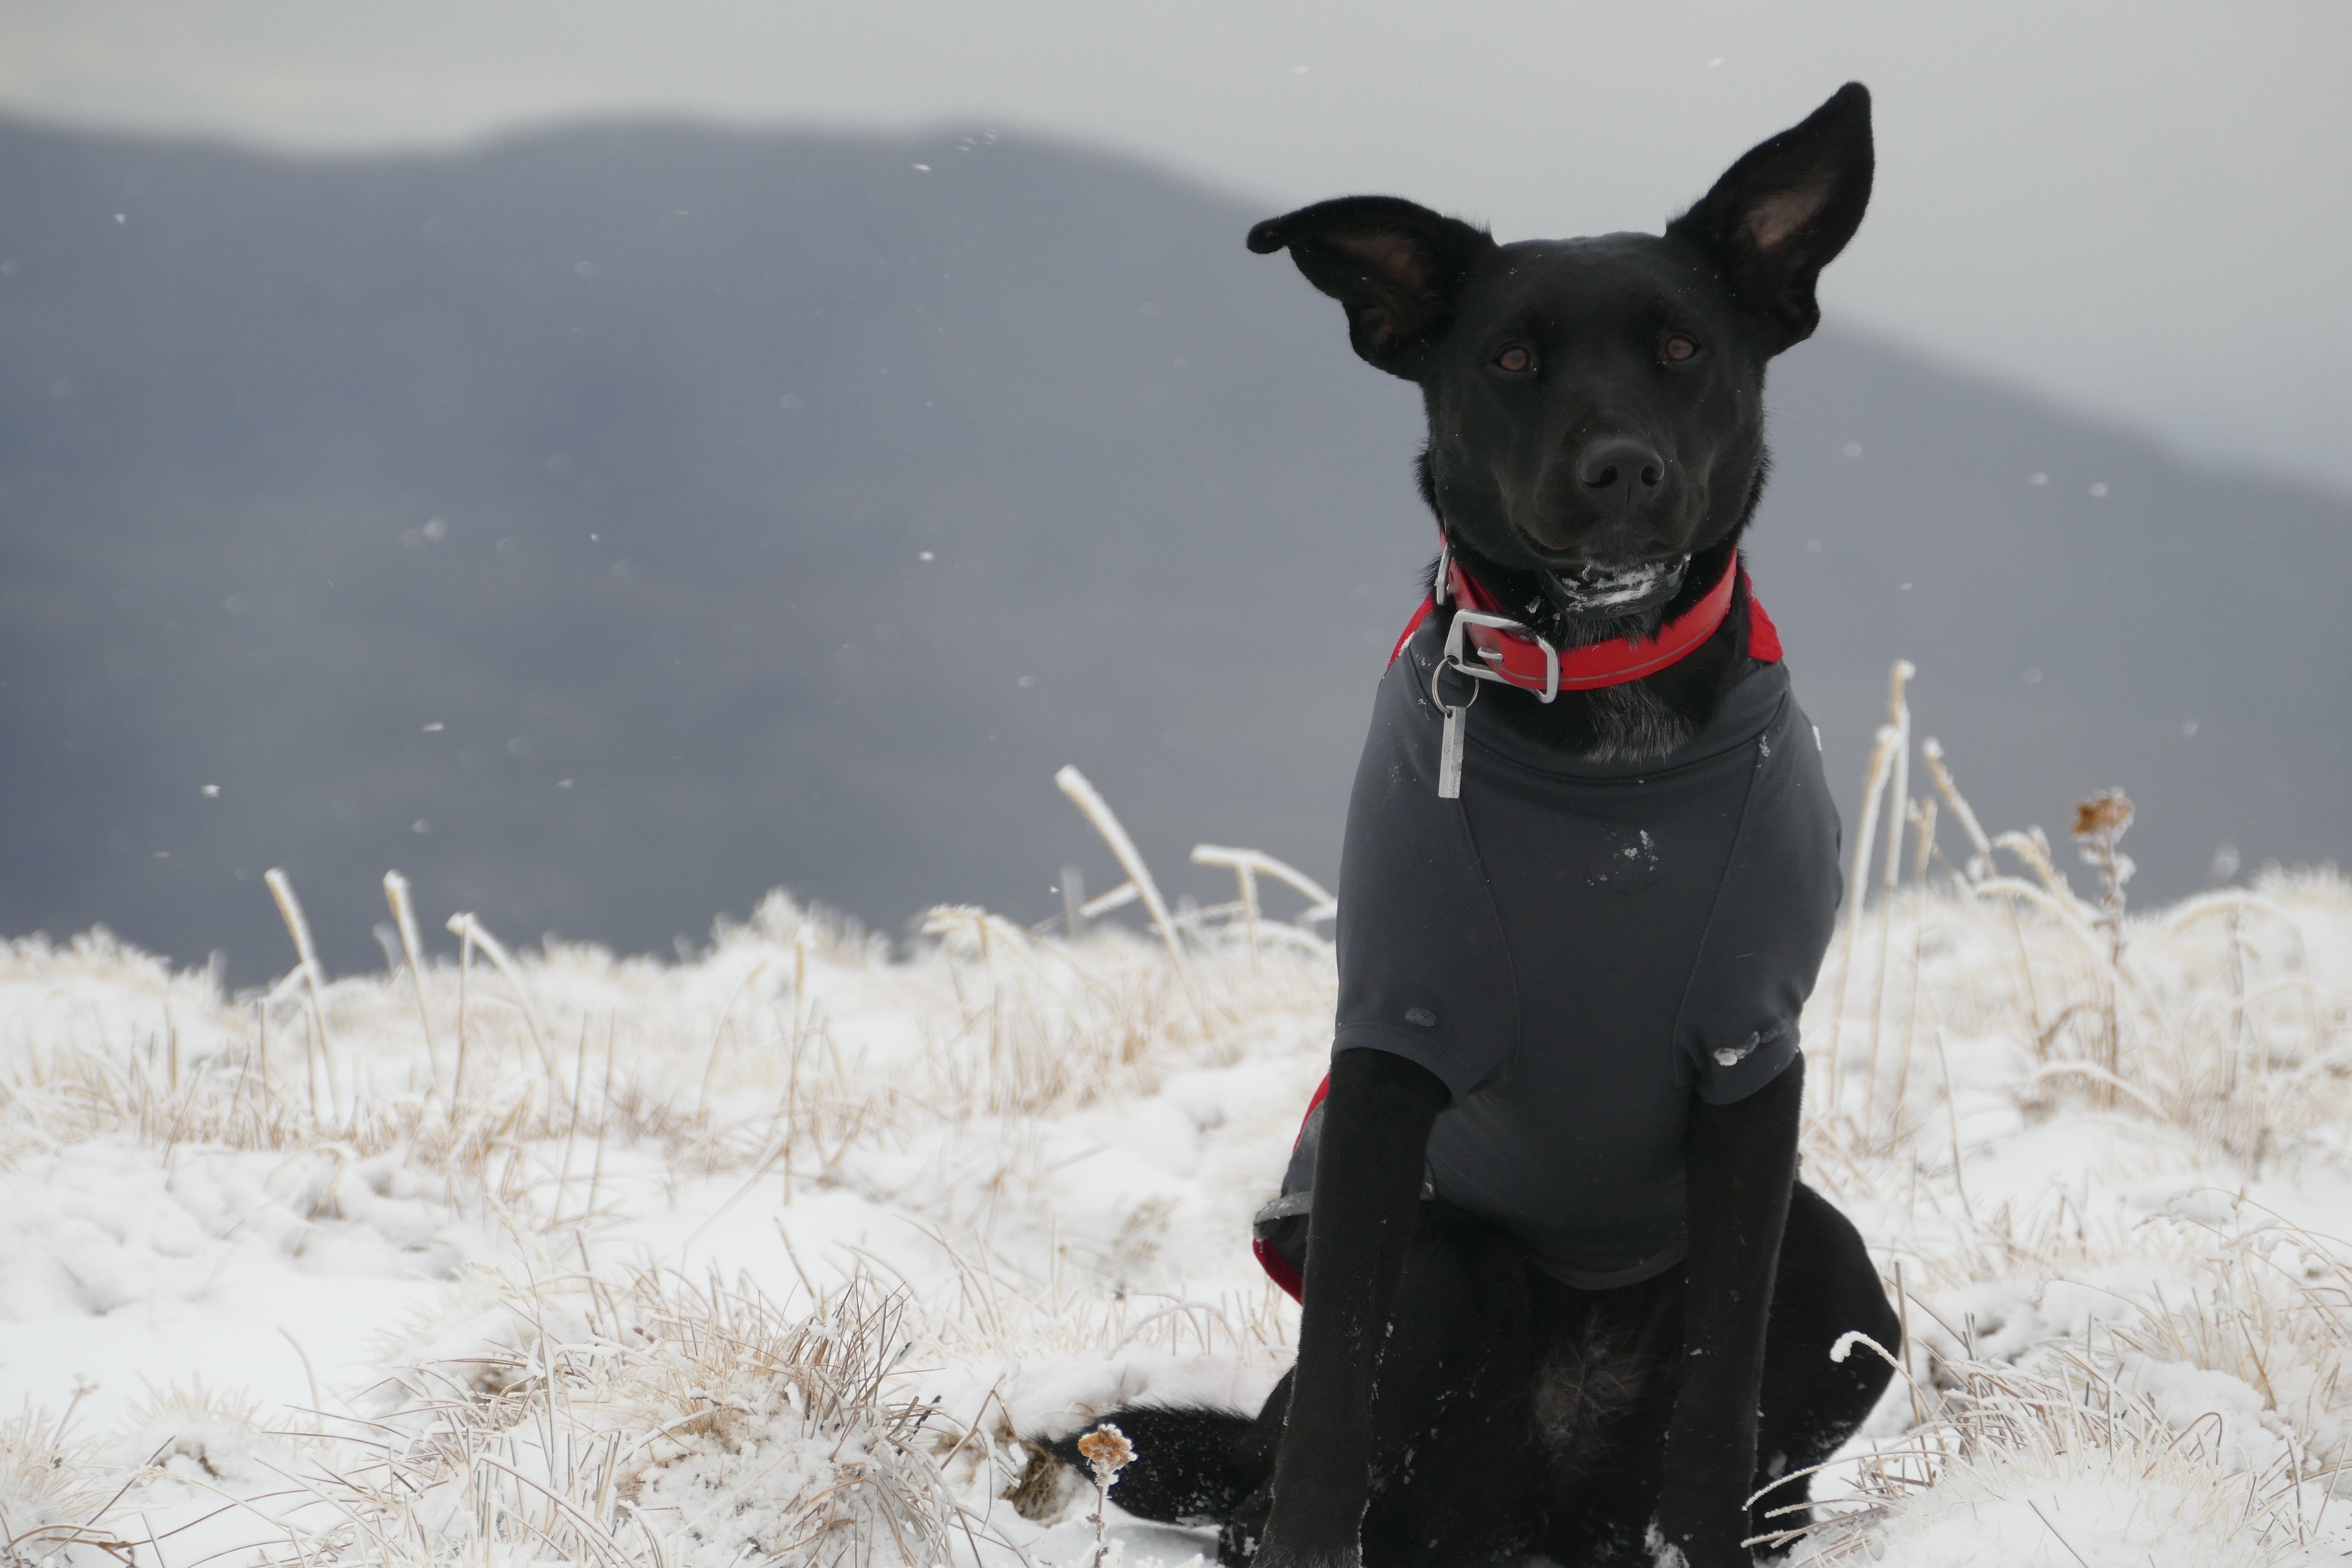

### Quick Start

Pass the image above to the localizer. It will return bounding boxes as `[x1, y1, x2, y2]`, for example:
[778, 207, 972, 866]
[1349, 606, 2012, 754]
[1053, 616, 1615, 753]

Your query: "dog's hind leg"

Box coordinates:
[1046, 1372, 1292, 1532]
[1745, 1182, 1901, 1553]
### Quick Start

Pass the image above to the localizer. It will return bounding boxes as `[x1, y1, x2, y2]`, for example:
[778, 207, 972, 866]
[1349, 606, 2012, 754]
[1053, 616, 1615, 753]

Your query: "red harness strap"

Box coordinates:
[1261, 547, 1783, 1303]
[1251, 1074, 1331, 1304]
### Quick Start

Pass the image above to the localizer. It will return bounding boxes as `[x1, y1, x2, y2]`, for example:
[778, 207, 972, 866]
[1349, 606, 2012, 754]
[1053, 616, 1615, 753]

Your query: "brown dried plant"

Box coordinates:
[1075, 1423, 1135, 1568]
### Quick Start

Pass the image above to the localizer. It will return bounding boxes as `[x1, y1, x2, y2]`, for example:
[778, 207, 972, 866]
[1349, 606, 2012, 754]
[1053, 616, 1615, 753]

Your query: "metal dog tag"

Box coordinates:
[1438, 701, 1467, 799]
[1430, 657, 1479, 800]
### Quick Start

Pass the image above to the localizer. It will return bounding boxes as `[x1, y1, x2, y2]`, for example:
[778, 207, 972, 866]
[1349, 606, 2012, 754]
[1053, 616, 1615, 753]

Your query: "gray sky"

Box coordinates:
[4, 1, 2347, 497]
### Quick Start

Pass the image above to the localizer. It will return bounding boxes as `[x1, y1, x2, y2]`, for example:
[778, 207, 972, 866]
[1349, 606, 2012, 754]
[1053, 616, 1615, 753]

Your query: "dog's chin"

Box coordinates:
[1543, 555, 1691, 615]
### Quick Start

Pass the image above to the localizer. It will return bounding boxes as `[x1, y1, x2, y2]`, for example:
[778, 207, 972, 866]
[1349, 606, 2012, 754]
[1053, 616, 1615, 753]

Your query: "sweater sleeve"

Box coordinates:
[1675, 692, 1843, 1105]
[1330, 629, 1519, 1101]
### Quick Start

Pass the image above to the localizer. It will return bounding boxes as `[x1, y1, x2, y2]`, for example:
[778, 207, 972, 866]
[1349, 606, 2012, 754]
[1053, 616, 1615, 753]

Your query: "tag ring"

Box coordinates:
[1430, 648, 1485, 715]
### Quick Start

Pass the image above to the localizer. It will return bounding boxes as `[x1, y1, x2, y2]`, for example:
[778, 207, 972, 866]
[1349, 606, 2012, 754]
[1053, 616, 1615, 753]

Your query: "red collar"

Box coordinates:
[1386, 542, 1780, 695]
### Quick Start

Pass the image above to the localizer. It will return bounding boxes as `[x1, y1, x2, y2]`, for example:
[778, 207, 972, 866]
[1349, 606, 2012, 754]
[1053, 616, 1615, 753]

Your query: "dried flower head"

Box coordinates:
[1077, 1422, 1137, 1568]
[1076, 1423, 1134, 1482]
[2070, 787, 2138, 961]
[2072, 788, 2135, 842]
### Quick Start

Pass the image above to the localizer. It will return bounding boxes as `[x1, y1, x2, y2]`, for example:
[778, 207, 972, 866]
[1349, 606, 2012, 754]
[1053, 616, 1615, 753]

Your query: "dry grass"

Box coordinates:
[5, 683, 2352, 1564]
[0, 885, 1324, 1237]
[1788, 1343, 2321, 1566]
[0, 1401, 142, 1568]
[0, 777, 1336, 1568]
[288, 1268, 995, 1568]
[1780, 664, 2352, 1560]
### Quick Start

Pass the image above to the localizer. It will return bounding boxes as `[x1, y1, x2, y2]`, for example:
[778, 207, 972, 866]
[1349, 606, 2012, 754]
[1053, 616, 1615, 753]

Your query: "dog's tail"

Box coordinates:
[1043, 1402, 1277, 1527]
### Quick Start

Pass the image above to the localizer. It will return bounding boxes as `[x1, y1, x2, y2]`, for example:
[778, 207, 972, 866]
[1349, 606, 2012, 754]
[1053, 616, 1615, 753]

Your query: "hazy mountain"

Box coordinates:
[2, 119, 2343, 982]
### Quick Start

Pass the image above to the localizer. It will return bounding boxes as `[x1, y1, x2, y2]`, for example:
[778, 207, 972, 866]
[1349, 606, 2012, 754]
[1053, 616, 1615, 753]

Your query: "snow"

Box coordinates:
[1553, 554, 1689, 611]
[3, 791, 2351, 1565]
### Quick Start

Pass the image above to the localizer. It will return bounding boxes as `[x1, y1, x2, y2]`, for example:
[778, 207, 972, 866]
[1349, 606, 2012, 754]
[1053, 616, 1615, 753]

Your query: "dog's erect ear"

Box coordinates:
[1248, 197, 1498, 380]
[1668, 83, 1873, 349]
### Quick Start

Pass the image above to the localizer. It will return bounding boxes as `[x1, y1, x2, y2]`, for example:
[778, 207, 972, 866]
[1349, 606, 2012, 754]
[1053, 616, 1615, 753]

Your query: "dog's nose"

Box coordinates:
[1575, 437, 1667, 499]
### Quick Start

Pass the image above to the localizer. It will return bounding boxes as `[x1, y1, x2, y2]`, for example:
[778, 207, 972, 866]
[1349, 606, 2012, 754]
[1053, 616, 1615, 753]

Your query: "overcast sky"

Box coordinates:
[3, 2, 2346, 498]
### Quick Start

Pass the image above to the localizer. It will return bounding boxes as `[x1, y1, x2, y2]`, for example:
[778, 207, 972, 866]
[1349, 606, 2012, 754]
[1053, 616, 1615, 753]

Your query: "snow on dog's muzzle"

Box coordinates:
[1550, 555, 1690, 613]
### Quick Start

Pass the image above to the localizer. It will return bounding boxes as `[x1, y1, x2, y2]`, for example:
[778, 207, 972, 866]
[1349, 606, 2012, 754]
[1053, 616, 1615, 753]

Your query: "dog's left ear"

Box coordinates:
[1668, 82, 1873, 349]
[1248, 196, 1498, 380]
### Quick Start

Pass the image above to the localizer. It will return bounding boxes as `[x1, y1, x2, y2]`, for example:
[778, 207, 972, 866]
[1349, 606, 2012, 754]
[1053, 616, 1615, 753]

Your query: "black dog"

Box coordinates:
[1048, 86, 1899, 1568]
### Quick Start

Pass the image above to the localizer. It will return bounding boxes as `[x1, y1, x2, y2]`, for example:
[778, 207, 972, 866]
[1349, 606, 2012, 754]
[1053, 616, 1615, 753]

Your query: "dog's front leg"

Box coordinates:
[1651, 1055, 1804, 1568]
[1255, 1047, 1446, 1568]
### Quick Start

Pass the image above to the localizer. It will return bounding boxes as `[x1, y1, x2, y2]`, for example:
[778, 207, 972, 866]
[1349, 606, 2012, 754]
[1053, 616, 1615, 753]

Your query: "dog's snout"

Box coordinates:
[1575, 436, 1667, 497]
[1520, 432, 1686, 560]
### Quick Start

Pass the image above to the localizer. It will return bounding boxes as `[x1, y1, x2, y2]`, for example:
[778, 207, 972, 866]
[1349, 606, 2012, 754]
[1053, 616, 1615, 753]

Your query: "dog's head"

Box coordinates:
[1250, 84, 1872, 618]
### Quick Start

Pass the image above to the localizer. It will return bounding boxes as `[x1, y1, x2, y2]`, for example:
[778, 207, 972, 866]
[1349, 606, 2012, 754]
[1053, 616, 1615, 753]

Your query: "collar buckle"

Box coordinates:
[1442, 609, 1560, 704]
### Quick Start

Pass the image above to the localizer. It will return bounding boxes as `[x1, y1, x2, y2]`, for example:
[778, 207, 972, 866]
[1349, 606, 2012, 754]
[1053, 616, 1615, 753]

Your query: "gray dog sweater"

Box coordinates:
[1264, 613, 1842, 1288]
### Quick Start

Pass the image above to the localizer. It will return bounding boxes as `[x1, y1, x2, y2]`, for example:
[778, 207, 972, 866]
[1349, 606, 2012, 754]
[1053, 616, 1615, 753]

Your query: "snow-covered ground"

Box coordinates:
[5, 730, 2352, 1567]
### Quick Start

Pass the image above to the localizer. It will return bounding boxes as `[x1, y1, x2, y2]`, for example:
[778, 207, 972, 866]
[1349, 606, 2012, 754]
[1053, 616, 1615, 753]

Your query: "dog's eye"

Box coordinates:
[1493, 345, 1536, 374]
[1662, 334, 1700, 364]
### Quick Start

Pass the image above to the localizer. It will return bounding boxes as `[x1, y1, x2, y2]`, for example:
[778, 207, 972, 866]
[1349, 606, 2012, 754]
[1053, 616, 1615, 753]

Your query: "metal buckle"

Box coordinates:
[1442, 609, 1560, 704]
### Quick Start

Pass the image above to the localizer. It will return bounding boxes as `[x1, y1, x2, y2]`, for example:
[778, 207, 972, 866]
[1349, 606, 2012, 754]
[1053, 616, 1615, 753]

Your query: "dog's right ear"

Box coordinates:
[1248, 197, 1497, 380]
